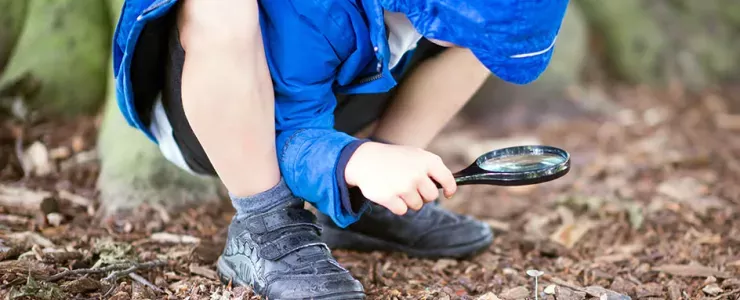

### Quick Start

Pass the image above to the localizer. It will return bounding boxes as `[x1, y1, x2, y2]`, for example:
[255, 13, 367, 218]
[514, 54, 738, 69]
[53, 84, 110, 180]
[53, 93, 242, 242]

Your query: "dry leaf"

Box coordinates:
[550, 218, 596, 248]
[702, 283, 723, 295]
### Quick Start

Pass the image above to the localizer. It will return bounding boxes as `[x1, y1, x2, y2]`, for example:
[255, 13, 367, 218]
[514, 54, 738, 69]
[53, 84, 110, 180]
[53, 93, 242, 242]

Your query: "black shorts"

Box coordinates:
[155, 14, 445, 176]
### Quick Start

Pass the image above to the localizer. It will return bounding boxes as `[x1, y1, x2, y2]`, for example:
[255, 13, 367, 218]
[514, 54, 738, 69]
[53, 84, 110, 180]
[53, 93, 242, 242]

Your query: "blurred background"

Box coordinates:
[0, 1, 738, 299]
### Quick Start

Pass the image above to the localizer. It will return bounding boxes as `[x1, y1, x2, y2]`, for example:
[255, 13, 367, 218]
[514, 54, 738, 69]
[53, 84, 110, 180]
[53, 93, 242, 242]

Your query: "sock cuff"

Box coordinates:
[229, 178, 297, 215]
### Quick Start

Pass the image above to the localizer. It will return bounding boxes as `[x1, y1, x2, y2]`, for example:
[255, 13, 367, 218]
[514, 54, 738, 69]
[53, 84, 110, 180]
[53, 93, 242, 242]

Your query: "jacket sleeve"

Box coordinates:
[259, 1, 371, 228]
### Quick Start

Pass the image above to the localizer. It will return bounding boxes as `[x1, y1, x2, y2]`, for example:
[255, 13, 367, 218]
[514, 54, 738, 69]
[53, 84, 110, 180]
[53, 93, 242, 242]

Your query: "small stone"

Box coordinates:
[544, 284, 557, 295]
[499, 286, 529, 300]
[702, 283, 723, 296]
[46, 213, 63, 227]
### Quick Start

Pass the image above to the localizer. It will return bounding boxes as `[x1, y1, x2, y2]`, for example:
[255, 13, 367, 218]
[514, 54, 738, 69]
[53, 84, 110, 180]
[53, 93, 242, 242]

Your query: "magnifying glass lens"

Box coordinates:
[478, 152, 565, 173]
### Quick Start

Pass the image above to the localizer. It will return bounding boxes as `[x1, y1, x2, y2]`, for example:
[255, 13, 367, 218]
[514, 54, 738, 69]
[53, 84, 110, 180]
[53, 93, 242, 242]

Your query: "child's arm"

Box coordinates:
[261, 1, 456, 227]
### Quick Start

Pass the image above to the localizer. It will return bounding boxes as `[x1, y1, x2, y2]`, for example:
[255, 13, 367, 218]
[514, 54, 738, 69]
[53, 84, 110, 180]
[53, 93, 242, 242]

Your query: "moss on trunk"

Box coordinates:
[0, 0, 28, 73]
[0, 0, 109, 116]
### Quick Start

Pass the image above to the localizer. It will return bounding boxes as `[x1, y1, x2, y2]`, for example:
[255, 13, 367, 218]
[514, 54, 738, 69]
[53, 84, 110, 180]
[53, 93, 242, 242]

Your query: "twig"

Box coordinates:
[45, 260, 166, 283]
[45, 262, 133, 282]
[102, 261, 166, 283]
[712, 288, 740, 300]
[128, 272, 164, 294]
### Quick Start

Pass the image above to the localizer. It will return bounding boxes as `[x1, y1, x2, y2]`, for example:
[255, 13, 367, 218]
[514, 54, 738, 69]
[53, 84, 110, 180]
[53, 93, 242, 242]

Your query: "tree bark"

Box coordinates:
[0, 0, 28, 73]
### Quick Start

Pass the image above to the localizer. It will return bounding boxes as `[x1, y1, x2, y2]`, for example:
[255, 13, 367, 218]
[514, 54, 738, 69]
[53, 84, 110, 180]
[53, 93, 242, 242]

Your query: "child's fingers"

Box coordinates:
[427, 159, 457, 198]
[418, 177, 440, 202]
[380, 196, 408, 215]
[401, 190, 424, 211]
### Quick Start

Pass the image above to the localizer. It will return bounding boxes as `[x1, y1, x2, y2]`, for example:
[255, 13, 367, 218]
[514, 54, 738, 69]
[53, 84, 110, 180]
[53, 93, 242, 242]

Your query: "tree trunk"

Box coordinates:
[0, 0, 109, 117]
[0, 0, 28, 73]
[97, 0, 224, 216]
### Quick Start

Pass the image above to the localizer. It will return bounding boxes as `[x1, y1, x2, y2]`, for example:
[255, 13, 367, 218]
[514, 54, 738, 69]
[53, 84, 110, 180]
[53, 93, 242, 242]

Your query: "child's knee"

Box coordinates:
[177, 0, 260, 49]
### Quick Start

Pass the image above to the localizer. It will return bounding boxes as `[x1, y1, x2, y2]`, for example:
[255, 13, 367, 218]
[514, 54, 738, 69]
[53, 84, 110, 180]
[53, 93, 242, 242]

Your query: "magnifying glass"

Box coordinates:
[435, 145, 570, 187]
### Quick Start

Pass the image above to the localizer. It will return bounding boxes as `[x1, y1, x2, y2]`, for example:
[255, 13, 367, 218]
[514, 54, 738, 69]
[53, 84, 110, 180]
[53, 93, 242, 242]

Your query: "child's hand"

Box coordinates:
[344, 142, 457, 215]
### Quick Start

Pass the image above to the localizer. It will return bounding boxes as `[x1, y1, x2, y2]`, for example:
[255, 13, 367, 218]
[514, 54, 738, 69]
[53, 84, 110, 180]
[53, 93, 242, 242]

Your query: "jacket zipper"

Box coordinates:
[354, 72, 383, 85]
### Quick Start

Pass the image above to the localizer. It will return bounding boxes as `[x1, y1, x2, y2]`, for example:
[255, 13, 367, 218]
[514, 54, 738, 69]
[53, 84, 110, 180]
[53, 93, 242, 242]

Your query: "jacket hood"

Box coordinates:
[378, 0, 569, 84]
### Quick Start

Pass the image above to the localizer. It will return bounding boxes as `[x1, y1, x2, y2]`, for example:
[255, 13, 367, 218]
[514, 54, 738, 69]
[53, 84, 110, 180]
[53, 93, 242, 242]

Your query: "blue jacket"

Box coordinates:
[112, 0, 568, 228]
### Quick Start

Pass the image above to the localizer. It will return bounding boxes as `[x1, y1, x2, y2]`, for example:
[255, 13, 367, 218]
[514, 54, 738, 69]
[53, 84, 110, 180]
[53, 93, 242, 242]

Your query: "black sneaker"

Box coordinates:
[318, 194, 493, 259]
[217, 201, 365, 299]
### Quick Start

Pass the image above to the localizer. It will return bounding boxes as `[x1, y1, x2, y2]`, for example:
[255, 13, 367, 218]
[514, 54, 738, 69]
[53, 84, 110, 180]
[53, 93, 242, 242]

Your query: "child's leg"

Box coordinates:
[163, 1, 364, 297]
[372, 47, 490, 148]
[177, 0, 279, 197]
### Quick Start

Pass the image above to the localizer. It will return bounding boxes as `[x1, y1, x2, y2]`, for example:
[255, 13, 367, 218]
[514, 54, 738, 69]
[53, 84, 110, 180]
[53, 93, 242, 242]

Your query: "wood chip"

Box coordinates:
[433, 259, 458, 272]
[150, 232, 200, 244]
[483, 219, 510, 232]
[499, 286, 529, 300]
[0, 185, 52, 210]
[652, 263, 732, 278]
[58, 190, 94, 207]
[476, 292, 502, 300]
[636, 283, 664, 298]
[6, 231, 55, 248]
[0, 214, 30, 225]
[189, 264, 218, 280]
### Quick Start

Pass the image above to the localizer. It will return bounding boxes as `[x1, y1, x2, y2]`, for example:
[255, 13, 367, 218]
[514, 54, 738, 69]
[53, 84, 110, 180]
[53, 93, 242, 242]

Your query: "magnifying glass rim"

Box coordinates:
[460, 145, 570, 186]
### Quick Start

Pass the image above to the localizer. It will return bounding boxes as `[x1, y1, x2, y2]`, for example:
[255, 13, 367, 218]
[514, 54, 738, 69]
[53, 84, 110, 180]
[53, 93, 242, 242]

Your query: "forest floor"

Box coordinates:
[0, 83, 739, 300]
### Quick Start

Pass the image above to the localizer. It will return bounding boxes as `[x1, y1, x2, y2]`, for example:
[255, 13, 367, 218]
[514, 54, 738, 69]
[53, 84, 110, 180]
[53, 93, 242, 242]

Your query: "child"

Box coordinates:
[112, 0, 568, 298]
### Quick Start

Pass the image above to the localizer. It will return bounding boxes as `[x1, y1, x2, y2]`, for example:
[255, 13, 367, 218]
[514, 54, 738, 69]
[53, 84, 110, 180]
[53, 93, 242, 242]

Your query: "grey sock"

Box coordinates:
[229, 178, 302, 216]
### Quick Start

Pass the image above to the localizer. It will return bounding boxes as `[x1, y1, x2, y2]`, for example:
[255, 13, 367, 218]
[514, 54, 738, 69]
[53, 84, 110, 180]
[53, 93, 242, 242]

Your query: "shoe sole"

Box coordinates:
[321, 226, 494, 259]
[216, 257, 366, 300]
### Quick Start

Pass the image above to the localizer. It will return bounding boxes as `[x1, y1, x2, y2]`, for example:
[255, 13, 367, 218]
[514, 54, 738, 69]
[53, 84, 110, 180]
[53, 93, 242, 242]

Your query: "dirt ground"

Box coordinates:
[0, 83, 739, 299]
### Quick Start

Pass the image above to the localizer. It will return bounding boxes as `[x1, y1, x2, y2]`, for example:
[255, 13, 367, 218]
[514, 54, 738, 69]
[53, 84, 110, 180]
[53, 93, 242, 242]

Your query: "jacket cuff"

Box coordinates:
[335, 139, 372, 217]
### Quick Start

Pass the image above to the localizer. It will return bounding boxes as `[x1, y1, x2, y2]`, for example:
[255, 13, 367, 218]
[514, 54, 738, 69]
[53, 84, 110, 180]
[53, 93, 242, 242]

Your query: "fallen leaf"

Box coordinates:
[550, 218, 596, 248]
[499, 286, 529, 300]
[702, 283, 723, 295]
[652, 263, 732, 278]
[150, 232, 201, 244]
[189, 264, 218, 280]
